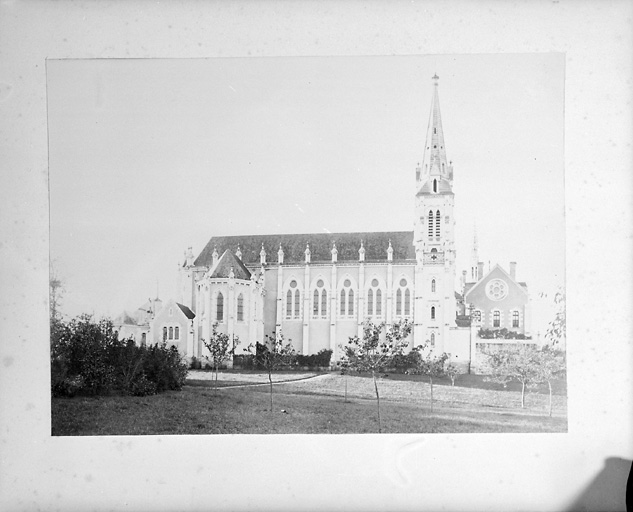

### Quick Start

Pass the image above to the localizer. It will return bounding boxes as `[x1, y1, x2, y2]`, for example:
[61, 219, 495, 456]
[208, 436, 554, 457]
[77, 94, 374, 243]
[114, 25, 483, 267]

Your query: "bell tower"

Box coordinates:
[413, 74, 457, 350]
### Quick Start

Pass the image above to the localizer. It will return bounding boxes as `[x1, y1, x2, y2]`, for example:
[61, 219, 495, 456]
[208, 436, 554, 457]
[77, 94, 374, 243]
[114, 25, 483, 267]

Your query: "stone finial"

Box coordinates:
[229, 267, 235, 279]
[359, 240, 365, 262]
[260, 243, 266, 265]
[235, 245, 242, 259]
[277, 243, 284, 265]
[212, 245, 219, 265]
[387, 240, 393, 262]
[304, 242, 311, 264]
[331, 242, 338, 263]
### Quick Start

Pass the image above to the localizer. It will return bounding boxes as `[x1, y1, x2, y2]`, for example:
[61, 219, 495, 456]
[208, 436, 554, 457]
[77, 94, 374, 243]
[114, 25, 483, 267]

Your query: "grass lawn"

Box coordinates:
[51, 373, 567, 435]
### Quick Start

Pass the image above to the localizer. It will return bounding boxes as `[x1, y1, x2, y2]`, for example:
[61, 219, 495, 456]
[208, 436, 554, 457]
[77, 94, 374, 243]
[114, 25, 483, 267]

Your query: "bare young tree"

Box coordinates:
[342, 319, 412, 433]
[411, 346, 449, 413]
[445, 362, 459, 387]
[201, 323, 240, 393]
[249, 331, 296, 413]
[533, 346, 566, 417]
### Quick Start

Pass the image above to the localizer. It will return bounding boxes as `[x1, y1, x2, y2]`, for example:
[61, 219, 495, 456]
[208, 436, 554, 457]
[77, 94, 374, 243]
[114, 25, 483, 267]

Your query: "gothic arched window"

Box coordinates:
[396, 289, 402, 316]
[431, 306, 436, 320]
[367, 278, 383, 318]
[286, 290, 293, 319]
[216, 292, 224, 322]
[168, 326, 173, 340]
[285, 280, 301, 320]
[312, 279, 327, 319]
[428, 210, 434, 238]
[431, 279, 436, 293]
[404, 288, 411, 316]
[430, 333, 435, 345]
[348, 289, 354, 316]
[237, 294, 244, 321]
[433, 179, 437, 193]
[339, 279, 355, 318]
[174, 326, 180, 340]
[512, 310, 520, 328]
[163, 326, 167, 341]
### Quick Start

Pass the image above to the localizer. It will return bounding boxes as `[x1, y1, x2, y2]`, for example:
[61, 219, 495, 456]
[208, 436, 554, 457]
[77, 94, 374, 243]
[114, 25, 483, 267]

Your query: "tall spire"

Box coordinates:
[418, 74, 453, 193]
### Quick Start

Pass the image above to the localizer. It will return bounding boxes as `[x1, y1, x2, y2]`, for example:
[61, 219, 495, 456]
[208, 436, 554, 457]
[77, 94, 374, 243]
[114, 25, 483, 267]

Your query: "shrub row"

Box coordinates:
[478, 328, 531, 340]
[51, 315, 188, 397]
[232, 347, 333, 370]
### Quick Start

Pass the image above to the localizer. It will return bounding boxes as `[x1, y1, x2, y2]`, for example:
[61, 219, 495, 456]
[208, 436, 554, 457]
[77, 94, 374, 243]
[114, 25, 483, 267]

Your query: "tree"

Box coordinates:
[341, 319, 412, 433]
[411, 346, 449, 413]
[339, 358, 351, 403]
[201, 324, 240, 393]
[249, 331, 296, 412]
[483, 343, 541, 408]
[545, 289, 566, 347]
[49, 265, 64, 321]
[445, 362, 459, 387]
[532, 346, 566, 417]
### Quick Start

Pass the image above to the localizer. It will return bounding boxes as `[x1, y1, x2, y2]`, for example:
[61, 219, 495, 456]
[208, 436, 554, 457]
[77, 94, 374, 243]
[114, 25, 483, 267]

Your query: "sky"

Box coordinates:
[47, 54, 565, 335]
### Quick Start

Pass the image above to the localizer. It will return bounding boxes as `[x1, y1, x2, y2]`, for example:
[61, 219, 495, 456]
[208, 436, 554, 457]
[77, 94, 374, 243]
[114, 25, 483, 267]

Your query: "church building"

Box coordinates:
[173, 75, 531, 369]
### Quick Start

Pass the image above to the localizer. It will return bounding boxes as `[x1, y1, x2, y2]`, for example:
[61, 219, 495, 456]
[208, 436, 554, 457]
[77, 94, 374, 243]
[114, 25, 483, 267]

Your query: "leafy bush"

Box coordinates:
[295, 349, 333, 368]
[189, 356, 202, 370]
[50, 314, 188, 397]
[233, 353, 255, 369]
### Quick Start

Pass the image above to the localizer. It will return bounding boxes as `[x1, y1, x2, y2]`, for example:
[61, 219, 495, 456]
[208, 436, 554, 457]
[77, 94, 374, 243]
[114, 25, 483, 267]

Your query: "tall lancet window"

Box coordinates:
[430, 306, 436, 320]
[431, 279, 436, 293]
[286, 290, 293, 318]
[435, 210, 441, 238]
[237, 294, 244, 321]
[433, 179, 438, 193]
[428, 210, 434, 238]
[216, 292, 224, 322]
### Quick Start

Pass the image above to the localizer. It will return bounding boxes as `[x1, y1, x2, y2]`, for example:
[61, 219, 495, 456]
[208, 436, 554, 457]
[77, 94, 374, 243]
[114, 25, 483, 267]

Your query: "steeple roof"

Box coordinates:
[418, 74, 453, 193]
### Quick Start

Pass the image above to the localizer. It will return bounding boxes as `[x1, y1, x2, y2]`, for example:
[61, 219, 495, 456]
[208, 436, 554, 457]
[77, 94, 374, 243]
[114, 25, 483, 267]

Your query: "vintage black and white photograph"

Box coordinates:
[48, 54, 566, 435]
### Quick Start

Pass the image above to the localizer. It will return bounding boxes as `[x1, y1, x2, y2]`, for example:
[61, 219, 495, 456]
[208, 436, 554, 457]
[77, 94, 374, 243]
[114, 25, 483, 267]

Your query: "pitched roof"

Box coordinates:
[176, 302, 195, 320]
[207, 249, 252, 279]
[194, 231, 416, 267]
[464, 263, 529, 300]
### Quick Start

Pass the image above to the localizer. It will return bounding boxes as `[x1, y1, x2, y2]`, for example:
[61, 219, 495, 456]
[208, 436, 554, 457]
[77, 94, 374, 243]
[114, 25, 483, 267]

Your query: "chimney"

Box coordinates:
[510, 261, 517, 280]
[477, 261, 484, 280]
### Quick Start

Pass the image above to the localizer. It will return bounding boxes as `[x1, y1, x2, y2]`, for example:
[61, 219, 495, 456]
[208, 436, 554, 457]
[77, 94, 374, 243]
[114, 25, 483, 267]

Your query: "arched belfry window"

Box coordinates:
[216, 292, 224, 322]
[428, 210, 434, 238]
[430, 306, 436, 320]
[436, 210, 441, 237]
[433, 179, 438, 193]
